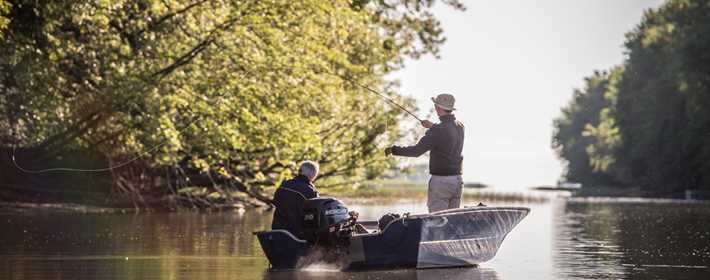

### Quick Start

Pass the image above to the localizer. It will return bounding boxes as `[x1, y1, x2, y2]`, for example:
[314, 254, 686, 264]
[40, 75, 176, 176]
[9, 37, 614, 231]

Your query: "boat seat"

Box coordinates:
[351, 216, 408, 238]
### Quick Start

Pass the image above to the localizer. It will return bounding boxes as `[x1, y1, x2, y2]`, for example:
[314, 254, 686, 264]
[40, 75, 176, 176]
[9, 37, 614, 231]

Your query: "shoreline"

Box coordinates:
[6, 183, 707, 214]
[0, 186, 549, 213]
[3, 191, 708, 214]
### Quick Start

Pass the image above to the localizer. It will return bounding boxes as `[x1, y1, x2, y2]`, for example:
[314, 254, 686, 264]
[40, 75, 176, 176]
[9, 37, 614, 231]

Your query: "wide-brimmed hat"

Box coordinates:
[431, 93, 456, 111]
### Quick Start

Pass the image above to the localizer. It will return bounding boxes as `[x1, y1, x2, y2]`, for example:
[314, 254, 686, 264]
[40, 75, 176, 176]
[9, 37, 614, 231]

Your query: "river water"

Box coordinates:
[2, 196, 710, 279]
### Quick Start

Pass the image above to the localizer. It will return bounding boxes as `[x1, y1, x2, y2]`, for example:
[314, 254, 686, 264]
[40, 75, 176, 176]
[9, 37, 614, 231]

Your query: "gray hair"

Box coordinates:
[298, 160, 319, 180]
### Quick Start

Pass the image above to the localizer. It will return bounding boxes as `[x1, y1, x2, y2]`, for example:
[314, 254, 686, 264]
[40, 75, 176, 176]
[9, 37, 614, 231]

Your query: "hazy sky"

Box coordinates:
[390, 0, 664, 190]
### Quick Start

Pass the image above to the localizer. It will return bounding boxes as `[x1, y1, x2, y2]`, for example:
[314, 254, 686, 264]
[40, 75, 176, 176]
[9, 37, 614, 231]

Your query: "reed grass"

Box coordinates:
[321, 180, 548, 204]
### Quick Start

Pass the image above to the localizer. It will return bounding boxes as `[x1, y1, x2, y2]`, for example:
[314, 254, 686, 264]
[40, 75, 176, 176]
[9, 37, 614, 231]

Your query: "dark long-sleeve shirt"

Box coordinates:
[391, 114, 464, 175]
[271, 175, 319, 238]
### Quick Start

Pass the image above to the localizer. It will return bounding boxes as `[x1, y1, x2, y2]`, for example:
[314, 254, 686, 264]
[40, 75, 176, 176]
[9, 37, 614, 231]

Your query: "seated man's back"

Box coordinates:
[271, 162, 319, 238]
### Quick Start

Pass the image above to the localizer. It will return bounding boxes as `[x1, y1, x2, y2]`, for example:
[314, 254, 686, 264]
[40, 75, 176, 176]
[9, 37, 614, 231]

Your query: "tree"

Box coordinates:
[0, 0, 464, 208]
[553, 70, 618, 187]
[582, 67, 624, 182]
[614, 0, 710, 192]
[554, 0, 710, 194]
[0, 0, 9, 35]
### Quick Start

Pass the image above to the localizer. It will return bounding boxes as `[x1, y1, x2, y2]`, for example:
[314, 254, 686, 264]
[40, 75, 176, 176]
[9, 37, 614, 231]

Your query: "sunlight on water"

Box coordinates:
[1, 198, 710, 280]
[299, 263, 342, 272]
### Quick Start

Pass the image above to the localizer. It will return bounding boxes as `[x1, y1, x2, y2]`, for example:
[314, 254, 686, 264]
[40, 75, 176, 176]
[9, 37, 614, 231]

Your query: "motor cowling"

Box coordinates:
[302, 197, 351, 246]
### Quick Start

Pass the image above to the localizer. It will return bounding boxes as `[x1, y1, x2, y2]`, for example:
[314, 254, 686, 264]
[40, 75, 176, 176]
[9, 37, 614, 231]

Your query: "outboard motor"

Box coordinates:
[302, 198, 353, 246]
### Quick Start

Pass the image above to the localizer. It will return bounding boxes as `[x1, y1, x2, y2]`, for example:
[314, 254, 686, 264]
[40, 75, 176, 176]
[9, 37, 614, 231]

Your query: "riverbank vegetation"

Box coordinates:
[0, 0, 465, 210]
[323, 180, 548, 204]
[553, 0, 710, 196]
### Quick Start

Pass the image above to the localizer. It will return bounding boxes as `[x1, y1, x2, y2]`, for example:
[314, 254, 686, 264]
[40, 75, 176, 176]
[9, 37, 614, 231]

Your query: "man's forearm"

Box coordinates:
[392, 145, 427, 157]
[389, 128, 434, 157]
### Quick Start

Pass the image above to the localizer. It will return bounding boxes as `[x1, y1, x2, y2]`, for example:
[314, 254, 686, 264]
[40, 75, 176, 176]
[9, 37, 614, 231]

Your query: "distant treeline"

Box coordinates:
[0, 0, 464, 208]
[553, 0, 710, 194]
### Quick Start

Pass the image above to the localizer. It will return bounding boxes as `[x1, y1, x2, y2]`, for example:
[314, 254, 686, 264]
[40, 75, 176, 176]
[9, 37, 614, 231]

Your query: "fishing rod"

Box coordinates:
[331, 72, 423, 122]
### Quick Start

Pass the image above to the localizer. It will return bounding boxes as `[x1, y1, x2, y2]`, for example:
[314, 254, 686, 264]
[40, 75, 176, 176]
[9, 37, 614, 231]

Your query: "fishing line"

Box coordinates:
[10, 109, 204, 173]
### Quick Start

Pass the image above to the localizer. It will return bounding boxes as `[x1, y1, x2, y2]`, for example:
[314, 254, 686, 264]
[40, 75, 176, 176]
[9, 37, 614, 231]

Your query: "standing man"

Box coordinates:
[385, 94, 464, 213]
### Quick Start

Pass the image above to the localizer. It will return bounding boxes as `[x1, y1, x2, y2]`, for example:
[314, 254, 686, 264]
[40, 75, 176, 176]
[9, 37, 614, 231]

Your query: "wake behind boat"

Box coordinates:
[255, 198, 529, 270]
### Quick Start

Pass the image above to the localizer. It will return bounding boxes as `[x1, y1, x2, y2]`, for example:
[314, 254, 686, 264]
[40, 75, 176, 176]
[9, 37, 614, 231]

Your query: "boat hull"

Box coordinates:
[255, 206, 529, 270]
[415, 207, 530, 268]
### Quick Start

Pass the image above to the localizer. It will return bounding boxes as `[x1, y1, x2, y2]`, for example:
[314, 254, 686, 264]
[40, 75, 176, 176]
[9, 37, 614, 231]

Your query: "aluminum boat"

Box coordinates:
[255, 203, 529, 270]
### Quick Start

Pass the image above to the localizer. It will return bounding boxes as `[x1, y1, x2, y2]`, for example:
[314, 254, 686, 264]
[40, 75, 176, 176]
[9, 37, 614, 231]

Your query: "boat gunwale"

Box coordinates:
[254, 207, 531, 237]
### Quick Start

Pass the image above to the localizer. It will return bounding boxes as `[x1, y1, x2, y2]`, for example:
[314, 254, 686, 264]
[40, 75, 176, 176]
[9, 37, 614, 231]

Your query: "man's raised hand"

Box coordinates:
[421, 120, 434, 128]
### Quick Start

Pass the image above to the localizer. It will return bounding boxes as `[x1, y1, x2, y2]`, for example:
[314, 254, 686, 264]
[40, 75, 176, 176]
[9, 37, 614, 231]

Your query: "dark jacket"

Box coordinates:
[391, 114, 464, 175]
[271, 175, 319, 238]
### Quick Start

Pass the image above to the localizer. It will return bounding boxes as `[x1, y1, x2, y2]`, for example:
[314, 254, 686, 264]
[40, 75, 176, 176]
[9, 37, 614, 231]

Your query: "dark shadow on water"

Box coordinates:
[261, 266, 499, 280]
[553, 199, 710, 280]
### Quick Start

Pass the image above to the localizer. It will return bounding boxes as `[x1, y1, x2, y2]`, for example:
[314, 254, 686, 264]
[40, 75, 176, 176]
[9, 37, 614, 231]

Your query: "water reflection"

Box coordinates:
[553, 199, 710, 279]
[1, 210, 273, 280]
[262, 267, 499, 280]
[553, 200, 626, 278]
[2, 198, 710, 280]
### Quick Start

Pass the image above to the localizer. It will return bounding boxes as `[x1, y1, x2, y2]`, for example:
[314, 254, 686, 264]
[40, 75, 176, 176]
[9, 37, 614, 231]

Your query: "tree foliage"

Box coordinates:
[553, 0, 710, 193]
[0, 0, 9, 34]
[0, 0, 464, 207]
[553, 69, 621, 187]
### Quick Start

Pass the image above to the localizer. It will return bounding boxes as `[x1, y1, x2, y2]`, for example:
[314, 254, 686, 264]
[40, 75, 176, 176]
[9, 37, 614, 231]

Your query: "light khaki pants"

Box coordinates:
[427, 175, 463, 213]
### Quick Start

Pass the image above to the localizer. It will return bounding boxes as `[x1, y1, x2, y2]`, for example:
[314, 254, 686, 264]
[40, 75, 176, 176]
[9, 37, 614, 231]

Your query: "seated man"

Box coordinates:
[271, 161, 320, 238]
[271, 161, 366, 237]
